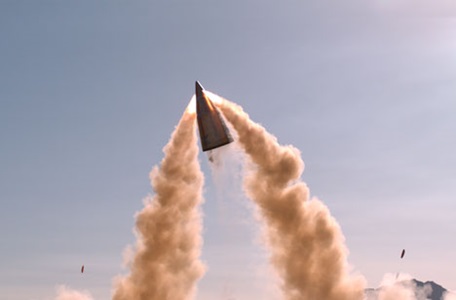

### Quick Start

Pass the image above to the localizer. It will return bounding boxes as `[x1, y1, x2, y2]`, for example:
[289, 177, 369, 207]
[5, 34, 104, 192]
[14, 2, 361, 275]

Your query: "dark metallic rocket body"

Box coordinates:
[195, 81, 233, 151]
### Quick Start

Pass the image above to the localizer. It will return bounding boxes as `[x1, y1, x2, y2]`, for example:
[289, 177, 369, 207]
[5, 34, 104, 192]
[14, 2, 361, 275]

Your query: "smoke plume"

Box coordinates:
[113, 111, 205, 300]
[216, 98, 366, 300]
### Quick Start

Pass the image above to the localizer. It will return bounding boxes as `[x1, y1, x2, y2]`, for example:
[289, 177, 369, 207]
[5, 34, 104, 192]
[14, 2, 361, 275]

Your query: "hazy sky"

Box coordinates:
[1, 1, 455, 299]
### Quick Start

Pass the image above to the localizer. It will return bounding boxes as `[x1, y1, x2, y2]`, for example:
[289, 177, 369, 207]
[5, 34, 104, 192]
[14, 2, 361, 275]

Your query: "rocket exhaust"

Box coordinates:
[113, 111, 205, 300]
[112, 82, 366, 300]
[215, 97, 366, 300]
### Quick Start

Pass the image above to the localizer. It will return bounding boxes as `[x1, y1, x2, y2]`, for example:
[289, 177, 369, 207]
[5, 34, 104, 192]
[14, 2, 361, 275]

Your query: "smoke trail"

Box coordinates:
[113, 111, 205, 300]
[216, 99, 366, 300]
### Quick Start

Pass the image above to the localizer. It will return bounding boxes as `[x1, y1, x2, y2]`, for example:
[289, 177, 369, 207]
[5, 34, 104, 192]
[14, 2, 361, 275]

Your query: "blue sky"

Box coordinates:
[1, 1, 455, 299]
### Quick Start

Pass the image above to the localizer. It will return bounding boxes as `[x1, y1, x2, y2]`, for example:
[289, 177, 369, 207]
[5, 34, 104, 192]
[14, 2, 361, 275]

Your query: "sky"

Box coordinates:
[1, 1, 455, 299]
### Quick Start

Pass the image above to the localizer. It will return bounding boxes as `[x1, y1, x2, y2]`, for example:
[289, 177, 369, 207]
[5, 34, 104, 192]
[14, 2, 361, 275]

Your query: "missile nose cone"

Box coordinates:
[195, 81, 204, 98]
[194, 81, 233, 152]
[195, 81, 204, 90]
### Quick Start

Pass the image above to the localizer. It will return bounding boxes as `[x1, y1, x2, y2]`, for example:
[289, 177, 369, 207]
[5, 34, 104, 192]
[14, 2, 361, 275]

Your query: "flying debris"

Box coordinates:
[81, 265, 84, 273]
[400, 249, 405, 259]
[195, 81, 233, 151]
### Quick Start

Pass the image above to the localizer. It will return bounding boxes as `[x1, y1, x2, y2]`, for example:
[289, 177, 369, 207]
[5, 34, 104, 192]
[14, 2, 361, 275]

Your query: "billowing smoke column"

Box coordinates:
[113, 111, 205, 300]
[216, 98, 366, 300]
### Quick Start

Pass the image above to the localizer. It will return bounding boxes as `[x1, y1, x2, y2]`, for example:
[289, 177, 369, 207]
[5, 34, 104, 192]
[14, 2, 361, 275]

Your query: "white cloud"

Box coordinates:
[370, 273, 434, 300]
[54, 286, 94, 300]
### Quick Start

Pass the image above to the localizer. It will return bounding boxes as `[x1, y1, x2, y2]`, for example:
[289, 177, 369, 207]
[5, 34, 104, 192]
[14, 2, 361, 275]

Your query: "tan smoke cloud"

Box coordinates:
[216, 98, 366, 300]
[55, 286, 94, 300]
[112, 110, 205, 300]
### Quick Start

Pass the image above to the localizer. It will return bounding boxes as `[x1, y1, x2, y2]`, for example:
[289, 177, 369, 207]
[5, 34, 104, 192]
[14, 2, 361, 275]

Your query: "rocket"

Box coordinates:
[195, 81, 233, 151]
